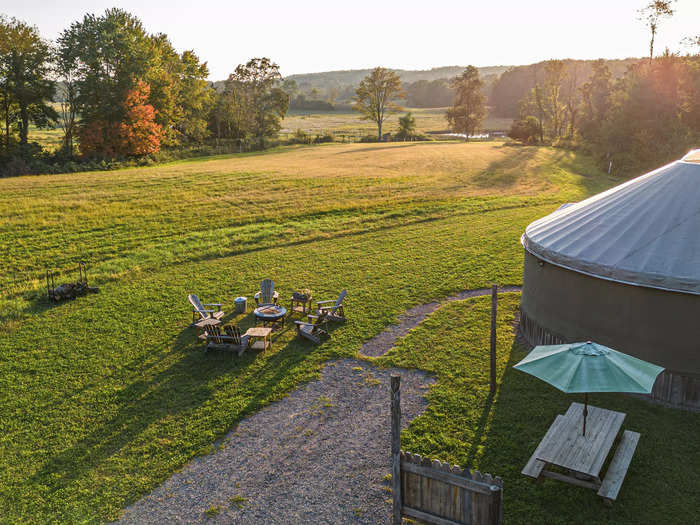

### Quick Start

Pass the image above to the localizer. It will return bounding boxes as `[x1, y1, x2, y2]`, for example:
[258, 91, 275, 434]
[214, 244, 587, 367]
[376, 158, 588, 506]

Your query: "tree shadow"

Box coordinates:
[333, 143, 423, 155]
[470, 146, 540, 189]
[473, 332, 700, 523]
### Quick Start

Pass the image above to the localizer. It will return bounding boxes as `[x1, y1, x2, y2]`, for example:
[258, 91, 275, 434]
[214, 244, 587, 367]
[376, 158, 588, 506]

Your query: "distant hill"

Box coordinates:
[489, 58, 641, 117]
[285, 65, 511, 87]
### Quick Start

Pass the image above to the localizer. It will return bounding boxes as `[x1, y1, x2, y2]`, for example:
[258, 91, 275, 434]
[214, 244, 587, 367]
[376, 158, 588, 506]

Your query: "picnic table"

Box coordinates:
[522, 402, 640, 505]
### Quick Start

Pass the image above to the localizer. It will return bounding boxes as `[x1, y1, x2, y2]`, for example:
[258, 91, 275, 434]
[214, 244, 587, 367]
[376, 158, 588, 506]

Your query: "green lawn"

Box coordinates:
[0, 141, 695, 523]
[378, 295, 699, 524]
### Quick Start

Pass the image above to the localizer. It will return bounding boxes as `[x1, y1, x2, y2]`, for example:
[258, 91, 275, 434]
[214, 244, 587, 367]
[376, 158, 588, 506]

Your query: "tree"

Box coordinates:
[396, 112, 416, 140]
[79, 79, 163, 157]
[213, 58, 288, 148]
[54, 31, 80, 156]
[230, 58, 288, 148]
[638, 1, 676, 62]
[508, 116, 541, 144]
[281, 78, 299, 100]
[58, 8, 213, 156]
[579, 60, 613, 145]
[542, 60, 567, 138]
[58, 9, 157, 156]
[446, 66, 486, 141]
[175, 50, 214, 143]
[0, 16, 56, 148]
[354, 67, 404, 140]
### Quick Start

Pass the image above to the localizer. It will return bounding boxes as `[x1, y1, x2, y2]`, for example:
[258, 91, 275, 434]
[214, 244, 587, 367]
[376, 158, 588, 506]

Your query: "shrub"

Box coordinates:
[313, 132, 335, 144]
[508, 116, 541, 144]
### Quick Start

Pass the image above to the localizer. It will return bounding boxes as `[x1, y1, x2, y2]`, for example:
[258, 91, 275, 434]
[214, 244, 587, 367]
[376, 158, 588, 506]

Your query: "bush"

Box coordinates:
[287, 129, 313, 145]
[313, 132, 335, 144]
[508, 116, 541, 144]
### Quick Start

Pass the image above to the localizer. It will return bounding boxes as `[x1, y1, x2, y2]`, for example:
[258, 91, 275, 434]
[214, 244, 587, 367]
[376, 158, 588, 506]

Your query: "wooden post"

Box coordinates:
[391, 374, 402, 525]
[490, 284, 498, 395]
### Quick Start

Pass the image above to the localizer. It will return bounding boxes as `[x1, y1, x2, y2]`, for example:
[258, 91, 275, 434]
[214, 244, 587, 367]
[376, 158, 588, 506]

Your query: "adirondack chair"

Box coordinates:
[199, 324, 250, 356]
[254, 278, 279, 306]
[188, 294, 225, 326]
[294, 312, 329, 344]
[316, 290, 347, 322]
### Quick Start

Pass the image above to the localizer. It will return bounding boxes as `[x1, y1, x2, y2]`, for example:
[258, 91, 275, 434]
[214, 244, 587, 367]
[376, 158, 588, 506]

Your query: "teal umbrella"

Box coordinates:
[514, 341, 664, 435]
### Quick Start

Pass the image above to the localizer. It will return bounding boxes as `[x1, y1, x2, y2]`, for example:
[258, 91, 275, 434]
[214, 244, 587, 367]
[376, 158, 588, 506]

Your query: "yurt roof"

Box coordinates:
[522, 151, 700, 295]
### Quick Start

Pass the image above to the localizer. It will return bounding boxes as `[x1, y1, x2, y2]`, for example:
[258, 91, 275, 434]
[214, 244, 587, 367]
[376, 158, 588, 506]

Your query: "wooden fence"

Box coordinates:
[392, 376, 503, 525]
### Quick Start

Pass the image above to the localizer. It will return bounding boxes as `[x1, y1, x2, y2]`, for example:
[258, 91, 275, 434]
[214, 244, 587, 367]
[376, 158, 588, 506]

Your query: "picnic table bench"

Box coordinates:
[522, 402, 640, 505]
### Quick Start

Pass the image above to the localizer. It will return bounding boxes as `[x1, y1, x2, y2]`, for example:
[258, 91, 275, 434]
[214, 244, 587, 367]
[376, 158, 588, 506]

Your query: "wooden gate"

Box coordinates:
[392, 375, 503, 525]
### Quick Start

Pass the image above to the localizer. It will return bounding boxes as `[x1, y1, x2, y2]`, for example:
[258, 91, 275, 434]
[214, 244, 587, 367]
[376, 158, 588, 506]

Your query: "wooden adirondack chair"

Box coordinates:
[254, 278, 279, 306]
[316, 290, 347, 322]
[199, 324, 250, 356]
[188, 294, 225, 325]
[294, 312, 329, 344]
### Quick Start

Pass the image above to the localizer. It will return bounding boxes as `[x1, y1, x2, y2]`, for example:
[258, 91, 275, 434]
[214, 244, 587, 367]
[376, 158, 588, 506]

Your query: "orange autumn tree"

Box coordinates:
[79, 80, 164, 157]
[119, 80, 163, 155]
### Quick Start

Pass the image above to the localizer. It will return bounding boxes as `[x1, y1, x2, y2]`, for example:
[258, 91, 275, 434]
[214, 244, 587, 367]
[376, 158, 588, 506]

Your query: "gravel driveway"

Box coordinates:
[118, 359, 434, 524]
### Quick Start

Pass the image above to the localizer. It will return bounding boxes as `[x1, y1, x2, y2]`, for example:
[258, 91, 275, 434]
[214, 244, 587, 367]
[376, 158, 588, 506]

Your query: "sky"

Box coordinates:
[4, 0, 700, 80]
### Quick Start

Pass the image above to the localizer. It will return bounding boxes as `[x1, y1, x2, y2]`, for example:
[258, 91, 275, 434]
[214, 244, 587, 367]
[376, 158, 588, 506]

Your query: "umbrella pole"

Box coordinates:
[583, 393, 588, 436]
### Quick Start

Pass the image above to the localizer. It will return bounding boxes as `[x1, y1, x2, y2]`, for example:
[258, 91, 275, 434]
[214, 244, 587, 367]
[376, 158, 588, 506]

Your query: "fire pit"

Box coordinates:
[253, 304, 287, 329]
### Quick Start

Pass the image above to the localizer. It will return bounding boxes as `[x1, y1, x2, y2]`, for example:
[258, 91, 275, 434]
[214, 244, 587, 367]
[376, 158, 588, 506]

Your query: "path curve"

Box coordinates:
[119, 286, 521, 524]
[360, 286, 522, 357]
[118, 360, 434, 524]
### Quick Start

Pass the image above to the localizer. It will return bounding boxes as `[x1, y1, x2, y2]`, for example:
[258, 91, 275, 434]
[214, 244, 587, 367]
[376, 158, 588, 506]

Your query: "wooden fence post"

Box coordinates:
[490, 284, 498, 395]
[391, 374, 402, 525]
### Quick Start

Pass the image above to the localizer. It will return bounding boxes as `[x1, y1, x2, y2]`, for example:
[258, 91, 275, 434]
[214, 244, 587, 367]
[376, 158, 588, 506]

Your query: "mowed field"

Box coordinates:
[27, 107, 512, 150]
[281, 107, 513, 136]
[0, 141, 697, 524]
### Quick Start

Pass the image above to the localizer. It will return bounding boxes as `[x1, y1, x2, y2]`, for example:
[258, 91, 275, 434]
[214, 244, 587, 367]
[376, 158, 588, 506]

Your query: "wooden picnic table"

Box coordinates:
[523, 402, 640, 505]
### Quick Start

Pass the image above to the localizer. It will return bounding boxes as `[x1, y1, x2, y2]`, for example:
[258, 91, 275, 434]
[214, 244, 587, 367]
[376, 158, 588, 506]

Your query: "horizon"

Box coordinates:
[5, 0, 699, 80]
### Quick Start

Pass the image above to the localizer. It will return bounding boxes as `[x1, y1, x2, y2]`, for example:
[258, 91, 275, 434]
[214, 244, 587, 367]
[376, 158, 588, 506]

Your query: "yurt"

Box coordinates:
[520, 150, 700, 409]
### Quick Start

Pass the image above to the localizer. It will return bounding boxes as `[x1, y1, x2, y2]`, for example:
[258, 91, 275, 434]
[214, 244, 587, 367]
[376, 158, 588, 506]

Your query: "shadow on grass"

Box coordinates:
[471, 146, 540, 189]
[332, 143, 423, 155]
[475, 337, 700, 524]
[26, 318, 323, 497]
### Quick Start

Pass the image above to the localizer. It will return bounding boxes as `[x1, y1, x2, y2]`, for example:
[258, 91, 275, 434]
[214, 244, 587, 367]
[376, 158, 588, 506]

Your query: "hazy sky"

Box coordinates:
[5, 0, 700, 79]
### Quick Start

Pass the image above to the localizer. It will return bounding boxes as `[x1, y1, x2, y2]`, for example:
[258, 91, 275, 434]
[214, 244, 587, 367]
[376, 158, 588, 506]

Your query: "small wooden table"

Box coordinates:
[245, 327, 272, 351]
[523, 402, 640, 505]
[289, 294, 313, 316]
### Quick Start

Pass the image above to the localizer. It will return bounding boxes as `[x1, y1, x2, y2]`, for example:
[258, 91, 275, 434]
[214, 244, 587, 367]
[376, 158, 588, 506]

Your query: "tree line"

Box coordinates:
[0, 9, 289, 174]
[508, 1, 699, 174]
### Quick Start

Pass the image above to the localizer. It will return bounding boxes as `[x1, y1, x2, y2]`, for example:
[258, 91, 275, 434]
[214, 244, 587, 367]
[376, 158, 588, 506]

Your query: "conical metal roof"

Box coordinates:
[522, 152, 700, 295]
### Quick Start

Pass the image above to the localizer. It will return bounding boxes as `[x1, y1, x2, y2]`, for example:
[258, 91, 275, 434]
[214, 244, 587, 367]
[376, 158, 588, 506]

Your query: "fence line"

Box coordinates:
[391, 375, 503, 525]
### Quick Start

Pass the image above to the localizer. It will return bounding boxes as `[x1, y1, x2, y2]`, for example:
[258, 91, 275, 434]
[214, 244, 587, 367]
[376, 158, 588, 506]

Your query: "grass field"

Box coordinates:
[0, 141, 696, 523]
[25, 108, 513, 151]
[281, 107, 513, 136]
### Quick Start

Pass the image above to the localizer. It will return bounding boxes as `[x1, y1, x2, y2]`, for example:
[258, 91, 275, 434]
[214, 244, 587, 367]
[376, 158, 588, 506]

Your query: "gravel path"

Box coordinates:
[119, 287, 521, 523]
[360, 286, 522, 357]
[118, 360, 434, 524]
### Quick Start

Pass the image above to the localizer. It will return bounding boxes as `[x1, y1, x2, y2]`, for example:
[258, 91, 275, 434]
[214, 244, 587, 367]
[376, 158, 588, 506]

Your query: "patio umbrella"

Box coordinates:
[513, 341, 664, 435]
